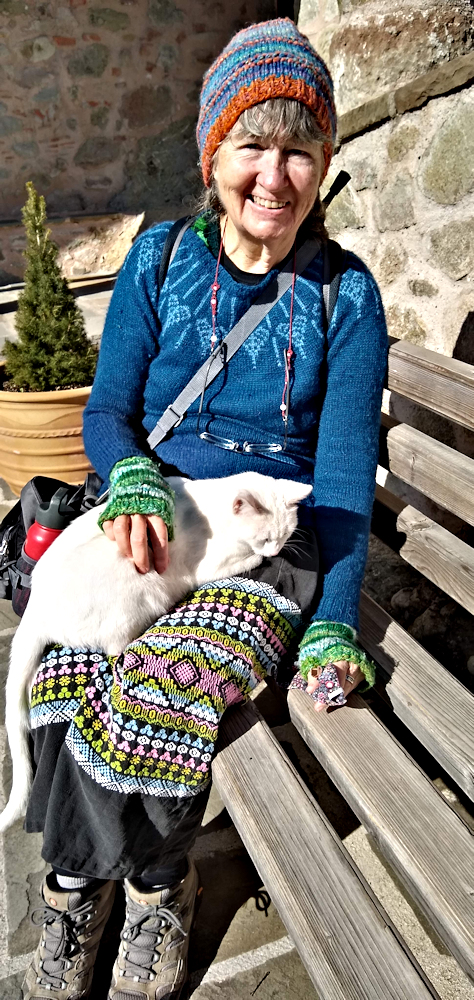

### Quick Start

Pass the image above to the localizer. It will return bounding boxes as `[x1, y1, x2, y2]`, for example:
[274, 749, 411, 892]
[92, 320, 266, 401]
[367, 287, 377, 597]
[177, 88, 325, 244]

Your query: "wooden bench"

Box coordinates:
[213, 340, 474, 998]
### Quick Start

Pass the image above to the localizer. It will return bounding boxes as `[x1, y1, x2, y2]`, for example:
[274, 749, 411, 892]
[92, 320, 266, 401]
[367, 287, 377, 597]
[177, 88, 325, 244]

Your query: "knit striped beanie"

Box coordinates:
[197, 18, 336, 188]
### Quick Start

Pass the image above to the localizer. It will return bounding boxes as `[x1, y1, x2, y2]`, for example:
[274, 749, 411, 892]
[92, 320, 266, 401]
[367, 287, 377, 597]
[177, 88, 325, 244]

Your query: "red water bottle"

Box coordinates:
[23, 487, 74, 561]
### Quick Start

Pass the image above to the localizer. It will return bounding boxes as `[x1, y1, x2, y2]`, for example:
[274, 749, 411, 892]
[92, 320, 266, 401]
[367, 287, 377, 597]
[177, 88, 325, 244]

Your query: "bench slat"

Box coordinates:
[214, 701, 440, 1000]
[387, 424, 474, 525]
[359, 592, 474, 801]
[288, 689, 474, 982]
[388, 341, 474, 432]
[396, 505, 474, 615]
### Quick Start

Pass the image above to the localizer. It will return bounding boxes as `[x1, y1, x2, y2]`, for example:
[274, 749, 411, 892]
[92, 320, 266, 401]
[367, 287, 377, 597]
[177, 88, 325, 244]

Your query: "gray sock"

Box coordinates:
[55, 873, 95, 891]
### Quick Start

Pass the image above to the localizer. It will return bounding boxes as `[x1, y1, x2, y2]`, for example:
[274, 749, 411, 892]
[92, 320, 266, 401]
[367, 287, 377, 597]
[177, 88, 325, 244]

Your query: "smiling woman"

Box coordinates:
[201, 98, 329, 271]
[17, 17, 388, 1000]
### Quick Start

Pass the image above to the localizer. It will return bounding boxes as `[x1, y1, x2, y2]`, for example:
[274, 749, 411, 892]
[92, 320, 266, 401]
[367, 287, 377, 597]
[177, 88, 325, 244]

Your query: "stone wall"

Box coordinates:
[0, 0, 277, 223]
[299, 0, 474, 362]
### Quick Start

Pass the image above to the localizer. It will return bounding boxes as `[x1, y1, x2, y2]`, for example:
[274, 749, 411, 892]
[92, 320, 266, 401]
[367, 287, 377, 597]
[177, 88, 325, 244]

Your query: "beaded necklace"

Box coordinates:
[210, 222, 297, 449]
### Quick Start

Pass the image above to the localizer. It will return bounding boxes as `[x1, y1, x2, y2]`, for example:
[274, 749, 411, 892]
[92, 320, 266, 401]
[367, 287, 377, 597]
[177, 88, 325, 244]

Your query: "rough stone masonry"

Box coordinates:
[299, 0, 474, 364]
[0, 0, 277, 224]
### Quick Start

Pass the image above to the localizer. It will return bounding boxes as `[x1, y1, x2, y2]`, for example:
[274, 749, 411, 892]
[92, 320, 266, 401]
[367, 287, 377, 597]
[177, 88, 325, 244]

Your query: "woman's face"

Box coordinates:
[213, 126, 323, 246]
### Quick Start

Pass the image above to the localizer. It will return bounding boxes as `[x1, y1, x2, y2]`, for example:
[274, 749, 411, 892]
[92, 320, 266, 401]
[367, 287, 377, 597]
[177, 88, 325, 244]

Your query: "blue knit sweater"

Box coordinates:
[83, 220, 387, 629]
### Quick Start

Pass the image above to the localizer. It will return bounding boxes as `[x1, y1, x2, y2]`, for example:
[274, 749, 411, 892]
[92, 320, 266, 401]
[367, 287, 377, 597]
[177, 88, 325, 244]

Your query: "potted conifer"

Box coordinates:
[0, 183, 98, 494]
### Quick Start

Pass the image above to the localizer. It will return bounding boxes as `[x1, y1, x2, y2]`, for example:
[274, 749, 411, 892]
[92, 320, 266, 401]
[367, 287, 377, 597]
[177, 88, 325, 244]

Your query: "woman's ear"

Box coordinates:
[233, 491, 269, 516]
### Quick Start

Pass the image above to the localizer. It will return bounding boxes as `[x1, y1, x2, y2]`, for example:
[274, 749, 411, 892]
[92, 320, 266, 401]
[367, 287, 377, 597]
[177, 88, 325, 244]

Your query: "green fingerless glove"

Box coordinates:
[97, 456, 175, 540]
[298, 620, 376, 691]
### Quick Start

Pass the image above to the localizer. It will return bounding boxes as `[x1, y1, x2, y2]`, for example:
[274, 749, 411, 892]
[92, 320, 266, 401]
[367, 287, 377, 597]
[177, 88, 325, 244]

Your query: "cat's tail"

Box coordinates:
[0, 621, 45, 833]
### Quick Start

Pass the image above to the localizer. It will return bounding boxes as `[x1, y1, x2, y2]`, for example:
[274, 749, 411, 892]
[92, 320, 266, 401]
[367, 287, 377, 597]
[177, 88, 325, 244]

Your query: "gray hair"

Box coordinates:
[196, 98, 330, 240]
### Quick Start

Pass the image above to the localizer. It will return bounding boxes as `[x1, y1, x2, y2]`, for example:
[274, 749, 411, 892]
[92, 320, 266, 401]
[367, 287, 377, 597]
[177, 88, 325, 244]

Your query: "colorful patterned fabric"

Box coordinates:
[197, 18, 336, 186]
[297, 619, 376, 690]
[30, 579, 301, 798]
[97, 456, 175, 539]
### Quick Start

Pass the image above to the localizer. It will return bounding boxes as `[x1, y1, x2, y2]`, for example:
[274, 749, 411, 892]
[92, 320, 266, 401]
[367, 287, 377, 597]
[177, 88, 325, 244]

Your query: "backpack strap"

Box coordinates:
[147, 236, 322, 451]
[157, 216, 194, 294]
[322, 239, 347, 328]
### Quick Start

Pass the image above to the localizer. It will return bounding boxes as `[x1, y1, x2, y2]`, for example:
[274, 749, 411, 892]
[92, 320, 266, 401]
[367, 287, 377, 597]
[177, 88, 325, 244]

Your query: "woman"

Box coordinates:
[21, 18, 387, 1000]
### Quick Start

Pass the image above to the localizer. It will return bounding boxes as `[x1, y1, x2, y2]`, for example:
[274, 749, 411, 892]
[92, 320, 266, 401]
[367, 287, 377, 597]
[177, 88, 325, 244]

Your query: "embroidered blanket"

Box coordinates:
[30, 578, 301, 798]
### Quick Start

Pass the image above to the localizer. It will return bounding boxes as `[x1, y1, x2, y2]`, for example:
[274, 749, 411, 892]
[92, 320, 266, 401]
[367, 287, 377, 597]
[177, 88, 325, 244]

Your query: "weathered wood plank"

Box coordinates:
[387, 424, 474, 525]
[359, 592, 474, 801]
[214, 701, 440, 1000]
[288, 689, 474, 982]
[375, 466, 406, 515]
[396, 505, 474, 614]
[388, 341, 474, 432]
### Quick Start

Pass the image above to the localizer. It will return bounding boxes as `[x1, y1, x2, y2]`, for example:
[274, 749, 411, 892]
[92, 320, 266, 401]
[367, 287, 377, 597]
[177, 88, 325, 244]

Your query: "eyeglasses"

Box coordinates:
[198, 431, 282, 453]
[195, 345, 288, 455]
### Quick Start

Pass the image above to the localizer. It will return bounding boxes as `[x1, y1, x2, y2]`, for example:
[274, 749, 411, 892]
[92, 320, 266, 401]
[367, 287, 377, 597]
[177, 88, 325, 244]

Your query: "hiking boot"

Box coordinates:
[108, 858, 199, 1000]
[22, 873, 116, 999]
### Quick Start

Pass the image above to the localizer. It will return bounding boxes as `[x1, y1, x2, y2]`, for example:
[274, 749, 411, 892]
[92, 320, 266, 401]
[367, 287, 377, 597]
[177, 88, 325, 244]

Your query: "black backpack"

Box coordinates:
[0, 473, 102, 616]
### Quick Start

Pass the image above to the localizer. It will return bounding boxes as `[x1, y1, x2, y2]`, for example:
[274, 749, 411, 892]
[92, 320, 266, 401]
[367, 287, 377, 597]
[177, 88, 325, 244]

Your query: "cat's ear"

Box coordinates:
[279, 481, 313, 506]
[233, 491, 269, 516]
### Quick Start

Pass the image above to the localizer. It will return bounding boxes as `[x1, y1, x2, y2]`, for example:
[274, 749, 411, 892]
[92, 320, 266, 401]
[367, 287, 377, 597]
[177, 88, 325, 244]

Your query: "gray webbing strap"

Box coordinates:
[147, 237, 321, 450]
[322, 240, 345, 327]
[168, 218, 194, 269]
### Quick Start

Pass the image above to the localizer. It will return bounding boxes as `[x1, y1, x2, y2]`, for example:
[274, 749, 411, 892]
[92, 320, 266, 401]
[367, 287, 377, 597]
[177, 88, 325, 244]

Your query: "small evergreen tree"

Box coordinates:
[3, 182, 98, 392]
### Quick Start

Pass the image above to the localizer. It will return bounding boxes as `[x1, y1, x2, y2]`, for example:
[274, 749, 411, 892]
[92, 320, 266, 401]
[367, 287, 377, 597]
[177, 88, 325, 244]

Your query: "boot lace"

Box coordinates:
[30, 898, 96, 990]
[121, 902, 186, 982]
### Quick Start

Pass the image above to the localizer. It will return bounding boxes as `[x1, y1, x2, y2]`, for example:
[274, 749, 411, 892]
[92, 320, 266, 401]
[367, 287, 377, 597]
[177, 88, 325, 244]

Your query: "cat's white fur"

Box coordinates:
[0, 472, 311, 831]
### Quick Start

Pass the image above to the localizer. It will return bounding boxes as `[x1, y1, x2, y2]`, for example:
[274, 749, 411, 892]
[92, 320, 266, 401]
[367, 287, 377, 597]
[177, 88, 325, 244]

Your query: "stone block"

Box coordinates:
[376, 242, 408, 285]
[312, 2, 474, 117]
[90, 106, 109, 129]
[326, 184, 363, 231]
[375, 175, 415, 232]
[408, 278, 438, 298]
[20, 35, 56, 63]
[67, 42, 110, 78]
[0, 0, 27, 14]
[387, 124, 420, 163]
[74, 137, 121, 166]
[421, 102, 474, 206]
[394, 50, 474, 115]
[89, 7, 130, 32]
[338, 93, 390, 141]
[120, 85, 171, 129]
[148, 0, 184, 25]
[386, 303, 427, 346]
[0, 116, 22, 138]
[344, 155, 376, 191]
[429, 219, 474, 280]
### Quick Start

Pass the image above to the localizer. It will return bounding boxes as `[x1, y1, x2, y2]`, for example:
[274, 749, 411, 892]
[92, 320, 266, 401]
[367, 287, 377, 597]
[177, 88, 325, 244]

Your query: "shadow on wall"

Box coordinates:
[453, 312, 474, 366]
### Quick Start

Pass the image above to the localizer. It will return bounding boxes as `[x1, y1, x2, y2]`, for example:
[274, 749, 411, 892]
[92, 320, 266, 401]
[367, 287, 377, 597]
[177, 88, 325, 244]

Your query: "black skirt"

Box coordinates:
[25, 524, 319, 879]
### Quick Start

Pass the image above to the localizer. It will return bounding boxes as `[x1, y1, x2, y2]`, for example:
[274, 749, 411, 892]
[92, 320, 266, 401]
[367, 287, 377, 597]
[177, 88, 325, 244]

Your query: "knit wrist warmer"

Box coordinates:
[97, 457, 175, 540]
[298, 620, 376, 690]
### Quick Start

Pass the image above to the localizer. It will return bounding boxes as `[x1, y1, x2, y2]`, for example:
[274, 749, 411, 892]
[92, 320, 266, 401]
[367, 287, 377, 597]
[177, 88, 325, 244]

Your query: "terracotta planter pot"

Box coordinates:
[0, 385, 93, 496]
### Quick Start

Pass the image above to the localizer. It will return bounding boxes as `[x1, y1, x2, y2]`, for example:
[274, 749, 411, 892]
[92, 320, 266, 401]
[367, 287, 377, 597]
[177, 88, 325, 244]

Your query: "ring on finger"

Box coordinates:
[345, 673, 354, 684]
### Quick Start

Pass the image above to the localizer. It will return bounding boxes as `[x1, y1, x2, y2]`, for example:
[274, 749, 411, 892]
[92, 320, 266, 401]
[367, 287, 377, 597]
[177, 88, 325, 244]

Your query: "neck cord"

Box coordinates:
[208, 220, 298, 450]
[280, 244, 297, 450]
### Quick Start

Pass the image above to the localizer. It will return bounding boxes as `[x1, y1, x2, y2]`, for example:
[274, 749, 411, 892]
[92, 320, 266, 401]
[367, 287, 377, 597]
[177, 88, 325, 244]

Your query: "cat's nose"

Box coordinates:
[266, 544, 281, 557]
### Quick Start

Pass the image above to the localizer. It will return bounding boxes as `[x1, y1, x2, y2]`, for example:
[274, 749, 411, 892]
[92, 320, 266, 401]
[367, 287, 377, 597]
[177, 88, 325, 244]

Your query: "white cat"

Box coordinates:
[0, 471, 311, 831]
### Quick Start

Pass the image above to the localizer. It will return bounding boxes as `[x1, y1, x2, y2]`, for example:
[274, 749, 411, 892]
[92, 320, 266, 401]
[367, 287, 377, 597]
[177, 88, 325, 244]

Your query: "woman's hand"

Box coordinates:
[102, 513, 169, 575]
[306, 659, 364, 712]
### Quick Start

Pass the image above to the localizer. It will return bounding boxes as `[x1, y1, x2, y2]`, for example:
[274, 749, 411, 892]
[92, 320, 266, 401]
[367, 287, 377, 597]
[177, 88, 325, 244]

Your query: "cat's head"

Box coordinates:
[231, 474, 312, 558]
